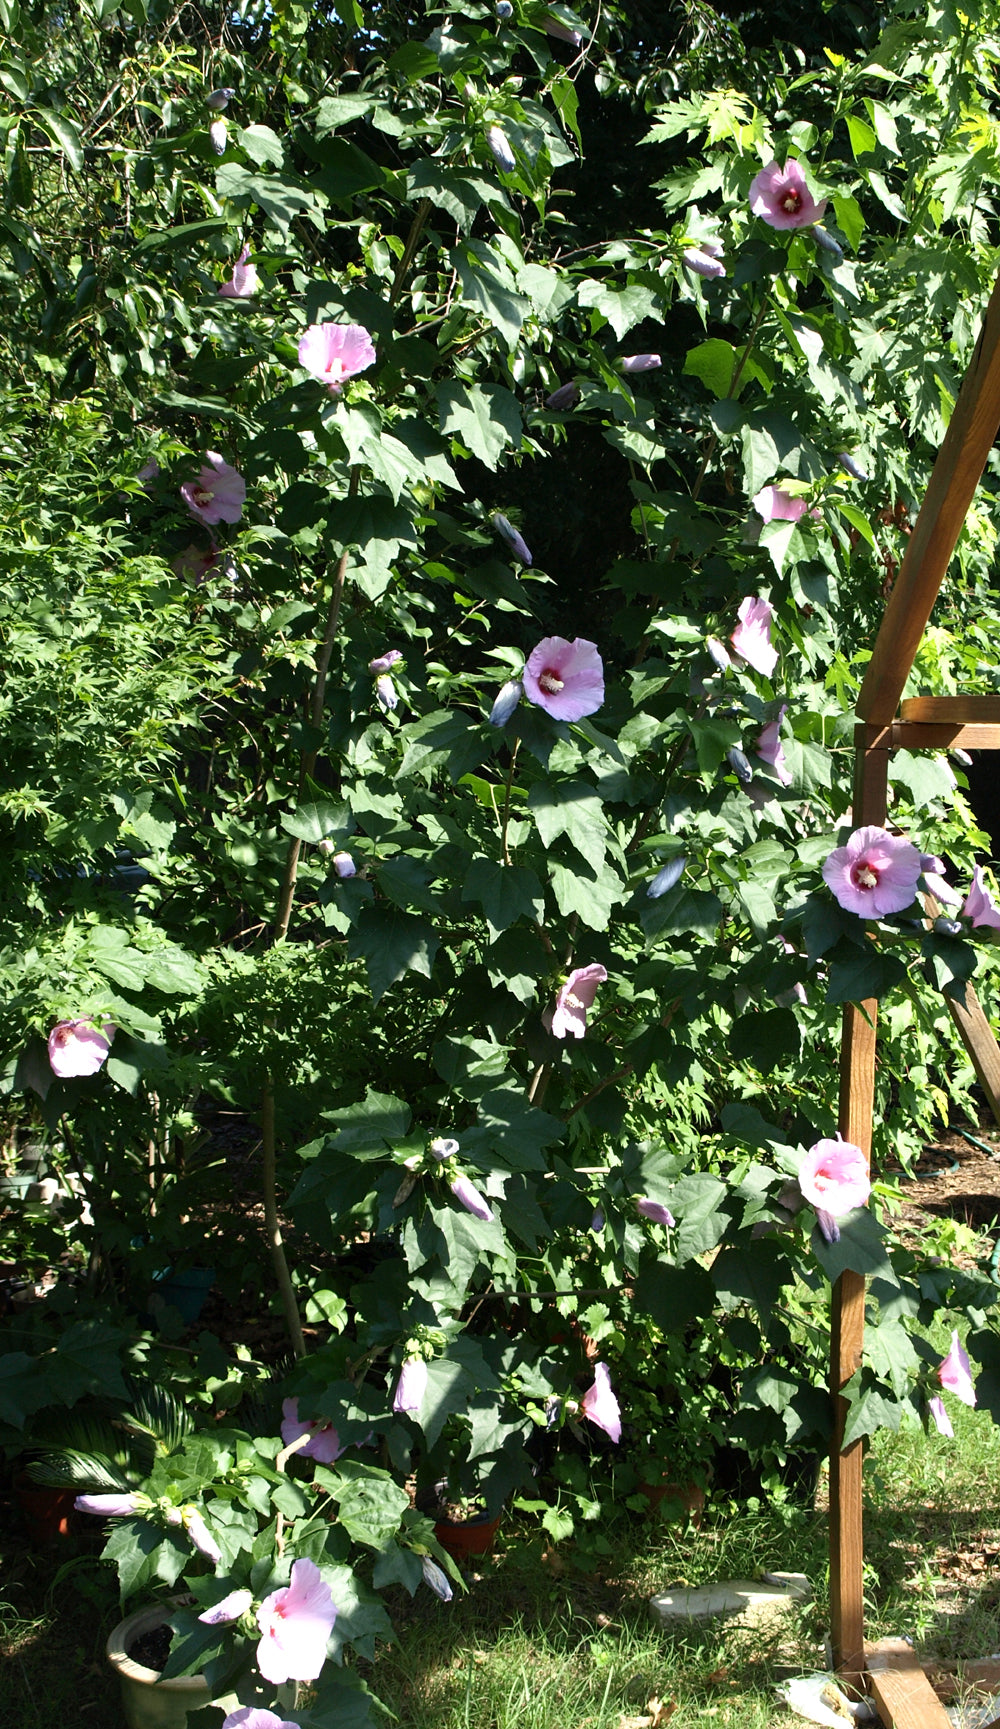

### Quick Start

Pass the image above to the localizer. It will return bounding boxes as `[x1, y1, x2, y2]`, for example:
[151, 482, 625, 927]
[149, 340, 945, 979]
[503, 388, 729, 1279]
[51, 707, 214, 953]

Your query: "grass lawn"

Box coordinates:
[3, 1401, 1000, 1729]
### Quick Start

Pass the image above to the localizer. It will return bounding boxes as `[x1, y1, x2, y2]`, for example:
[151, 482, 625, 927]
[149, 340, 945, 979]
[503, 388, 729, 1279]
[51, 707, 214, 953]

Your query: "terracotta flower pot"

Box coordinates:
[106, 1602, 246, 1729]
[14, 1473, 76, 1543]
[433, 1510, 502, 1560]
[636, 1478, 705, 1524]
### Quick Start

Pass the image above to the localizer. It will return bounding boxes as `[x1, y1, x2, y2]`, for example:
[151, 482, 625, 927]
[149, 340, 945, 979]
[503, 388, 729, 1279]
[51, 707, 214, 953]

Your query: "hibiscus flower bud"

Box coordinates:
[544, 15, 583, 43]
[199, 1588, 254, 1626]
[74, 1493, 140, 1516]
[621, 353, 661, 373]
[636, 1198, 675, 1227]
[545, 381, 580, 410]
[496, 0, 514, 15]
[421, 1556, 454, 1602]
[450, 1174, 494, 1222]
[375, 674, 398, 713]
[209, 118, 228, 155]
[430, 1137, 460, 1160]
[730, 595, 777, 676]
[647, 855, 686, 899]
[705, 636, 732, 673]
[332, 852, 356, 878]
[812, 225, 844, 261]
[933, 917, 963, 938]
[928, 1395, 953, 1438]
[682, 240, 726, 279]
[207, 87, 236, 111]
[183, 1506, 222, 1565]
[727, 747, 753, 785]
[837, 451, 869, 482]
[486, 125, 516, 173]
[368, 648, 403, 674]
[544, 962, 607, 1039]
[393, 1356, 428, 1413]
[492, 513, 532, 567]
[488, 678, 523, 727]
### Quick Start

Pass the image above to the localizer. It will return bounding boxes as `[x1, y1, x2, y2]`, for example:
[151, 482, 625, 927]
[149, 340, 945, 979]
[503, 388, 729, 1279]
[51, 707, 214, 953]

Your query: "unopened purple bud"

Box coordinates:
[682, 243, 726, 280]
[647, 855, 687, 899]
[705, 636, 732, 673]
[422, 1555, 454, 1601]
[921, 854, 946, 873]
[486, 125, 516, 173]
[375, 674, 398, 712]
[727, 747, 753, 785]
[488, 679, 523, 727]
[496, 1, 514, 16]
[209, 118, 228, 155]
[492, 513, 532, 567]
[837, 452, 869, 482]
[394, 1356, 428, 1413]
[451, 1174, 494, 1222]
[544, 16, 583, 42]
[637, 1197, 675, 1227]
[368, 649, 403, 674]
[812, 226, 844, 261]
[621, 354, 661, 374]
[545, 382, 580, 411]
[207, 87, 236, 111]
[933, 916, 964, 938]
[74, 1493, 140, 1517]
[333, 852, 356, 878]
[815, 1207, 841, 1244]
[952, 749, 973, 768]
[590, 1208, 605, 1232]
[184, 1507, 222, 1565]
[430, 1136, 460, 1160]
[198, 1587, 253, 1625]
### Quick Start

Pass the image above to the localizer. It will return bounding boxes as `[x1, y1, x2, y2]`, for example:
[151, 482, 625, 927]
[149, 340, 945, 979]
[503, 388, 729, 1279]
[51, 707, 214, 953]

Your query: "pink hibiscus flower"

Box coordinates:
[48, 1020, 115, 1079]
[749, 159, 827, 230]
[756, 705, 792, 786]
[523, 636, 604, 721]
[180, 453, 246, 526]
[961, 865, 1000, 930]
[752, 485, 810, 524]
[298, 322, 376, 392]
[255, 1557, 337, 1686]
[580, 1362, 621, 1443]
[223, 1712, 300, 1729]
[218, 246, 259, 299]
[938, 1330, 976, 1407]
[730, 596, 777, 677]
[822, 825, 923, 917]
[544, 963, 608, 1040]
[280, 1397, 344, 1464]
[798, 1138, 871, 1217]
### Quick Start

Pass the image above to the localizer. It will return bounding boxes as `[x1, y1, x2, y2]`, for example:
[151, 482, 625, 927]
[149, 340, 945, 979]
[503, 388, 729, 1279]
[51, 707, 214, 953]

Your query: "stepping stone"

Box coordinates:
[650, 1574, 812, 1628]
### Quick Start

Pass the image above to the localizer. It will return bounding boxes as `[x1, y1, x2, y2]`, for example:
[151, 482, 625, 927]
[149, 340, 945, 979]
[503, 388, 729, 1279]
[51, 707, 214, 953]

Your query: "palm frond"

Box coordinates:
[25, 1449, 134, 1491]
[121, 1376, 193, 1453]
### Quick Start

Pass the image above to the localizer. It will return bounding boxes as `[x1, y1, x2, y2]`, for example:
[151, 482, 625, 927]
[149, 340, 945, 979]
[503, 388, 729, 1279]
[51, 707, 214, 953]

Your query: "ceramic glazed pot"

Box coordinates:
[106, 1602, 244, 1729]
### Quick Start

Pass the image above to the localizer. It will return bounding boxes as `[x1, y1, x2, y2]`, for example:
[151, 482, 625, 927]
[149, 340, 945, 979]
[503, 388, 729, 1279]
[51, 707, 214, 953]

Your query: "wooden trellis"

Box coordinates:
[831, 267, 1000, 1723]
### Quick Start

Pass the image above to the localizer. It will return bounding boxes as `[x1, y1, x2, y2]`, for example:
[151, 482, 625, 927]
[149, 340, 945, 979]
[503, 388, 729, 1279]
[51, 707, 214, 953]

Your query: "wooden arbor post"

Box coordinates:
[830, 265, 1000, 1688]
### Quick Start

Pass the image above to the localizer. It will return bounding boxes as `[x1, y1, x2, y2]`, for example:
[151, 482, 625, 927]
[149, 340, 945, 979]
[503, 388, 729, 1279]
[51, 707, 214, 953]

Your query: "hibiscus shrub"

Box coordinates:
[4, 0, 1000, 1719]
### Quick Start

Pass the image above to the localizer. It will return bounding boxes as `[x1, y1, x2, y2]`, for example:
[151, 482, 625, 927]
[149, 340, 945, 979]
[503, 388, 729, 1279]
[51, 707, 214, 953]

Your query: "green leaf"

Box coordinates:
[832, 194, 865, 252]
[317, 1459, 411, 1548]
[451, 242, 529, 350]
[436, 381, 523, 471]
[684, 338, 768, 399]
[841, 1372, 904, 1447]
[315, 95, 376, 134]
[640, 887, 722, 941]
[577, 279, 660, 340]
[527, 779, 606, 872]
[845, 114, 877, 158]
[730, 1008, 800, 1071]
[37, 108, 83, 171]
[281, 799, 351, 844]
[236, 124, 285, 167]
[462, 859, 544, 936]
[826, 948, 906, 1004]
[633, 1259, 716, 1331]
[348, 906, 439, 1003]
[811, 1208, 893, 1281]
[549, 859, 621, 930]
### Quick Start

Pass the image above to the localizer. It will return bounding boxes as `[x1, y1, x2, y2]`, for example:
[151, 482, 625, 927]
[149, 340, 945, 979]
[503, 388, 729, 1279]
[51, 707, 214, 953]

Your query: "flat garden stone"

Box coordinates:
[649, 1575, 812, 1628]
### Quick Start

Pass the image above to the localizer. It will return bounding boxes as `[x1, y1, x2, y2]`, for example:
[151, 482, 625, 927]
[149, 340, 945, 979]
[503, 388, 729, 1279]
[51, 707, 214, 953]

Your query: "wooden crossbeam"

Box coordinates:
[867, 1640, 955, 1729]
[899, 696, 1000, 724]
[856, 269, 1000, 725]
